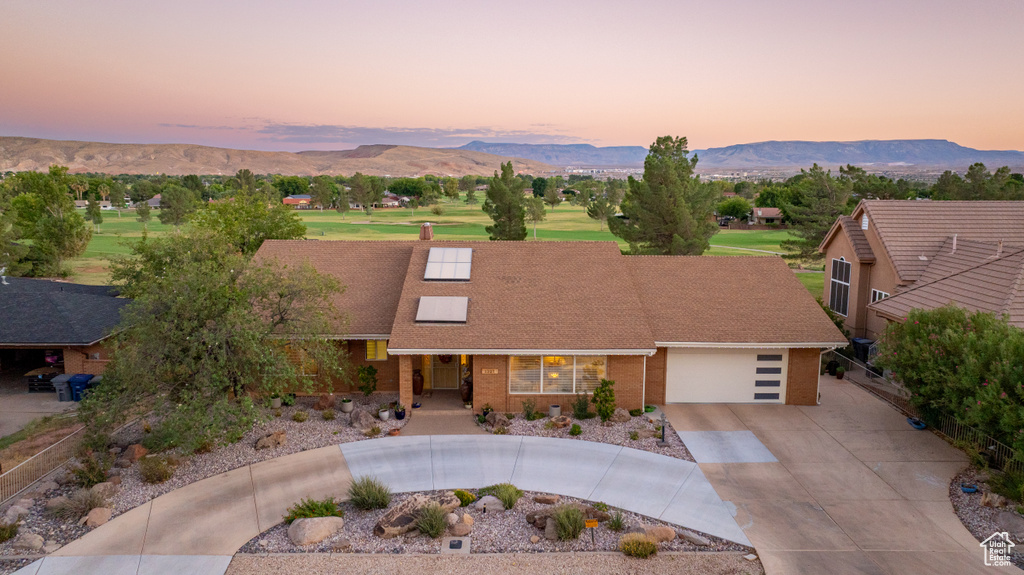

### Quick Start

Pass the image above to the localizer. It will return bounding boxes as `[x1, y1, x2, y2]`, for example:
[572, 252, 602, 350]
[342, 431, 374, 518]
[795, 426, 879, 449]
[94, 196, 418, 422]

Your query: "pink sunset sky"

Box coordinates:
[1, 0, 1022, 152]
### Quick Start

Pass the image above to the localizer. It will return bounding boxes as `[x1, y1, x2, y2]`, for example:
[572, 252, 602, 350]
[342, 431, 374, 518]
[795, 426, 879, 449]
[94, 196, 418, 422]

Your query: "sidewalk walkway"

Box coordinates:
[663, 375, 1013, 575]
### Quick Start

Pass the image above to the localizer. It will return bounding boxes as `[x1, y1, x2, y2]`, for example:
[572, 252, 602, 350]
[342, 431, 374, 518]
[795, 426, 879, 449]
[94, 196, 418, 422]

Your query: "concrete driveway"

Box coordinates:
[663, 374, 1014, 575]
[0, 380, 75, 438]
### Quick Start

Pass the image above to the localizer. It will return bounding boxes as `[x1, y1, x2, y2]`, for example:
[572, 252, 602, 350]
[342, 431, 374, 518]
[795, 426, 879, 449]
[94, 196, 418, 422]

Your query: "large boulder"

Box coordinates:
[85, 507, 112, 527]
[91, 482, 118, 500]
[473, 495, 505, 512]
[255, 431, 287, 450]
[374, 492, 461, 539]
[485, 411, 509, 428]
[679, 529, 710, 546]
[534, 494, 560, 505]
[123, 444, 149, 463]
[12, 533, 44, 551]
[550, 415, 572, 429]
[287, 516, 345, 546]
[609, 408, 632, 423]
[2, 505, 29, 524]
[350, 409, 377, 430]
[45, 496, 69, 513]
[450, 522, 471, 537]
[313, 395, 335, 410]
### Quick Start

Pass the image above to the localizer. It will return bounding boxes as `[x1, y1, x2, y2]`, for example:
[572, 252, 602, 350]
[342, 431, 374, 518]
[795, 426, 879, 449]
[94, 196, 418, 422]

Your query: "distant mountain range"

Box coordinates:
[457, 139, 1024, 169]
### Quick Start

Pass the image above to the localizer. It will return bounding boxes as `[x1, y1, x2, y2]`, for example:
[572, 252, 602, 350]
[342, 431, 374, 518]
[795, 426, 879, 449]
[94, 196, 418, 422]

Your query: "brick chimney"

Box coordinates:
[419, 222, 433, 241]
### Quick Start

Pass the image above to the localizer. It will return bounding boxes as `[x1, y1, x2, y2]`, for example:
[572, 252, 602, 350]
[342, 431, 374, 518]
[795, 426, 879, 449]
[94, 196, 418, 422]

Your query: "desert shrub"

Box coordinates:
[321, 409, 335, 421]
[416, 502, 448, 538]
[544, 420, 556, 430]
[139, 455, 176, 484]
[477, 414, 487, 424]
[591, 378, 617, 422]
[71, 452, 112, 488]
[607, 510, 625, 531]
[357, 365, 378, 396]
[629, 431, 639, 441]
[274, 409, 282, 418]
[552, 505, 585, 540]
[281, 394, 296, 407]
[478, 483, 523, 510]
[620, 533, 658, 558]
[521, 398, 538, 420]
[492, 426, 508, 435]
[0, 521, 19, 543]
[46, 488, 108, 521]
[292, 410, 308, 422]
[569, 424, 582, 436]
[629, 408, 643, 417]
[348, 476, 391, 510]
[572, 393, 591, 420]
[364, 425, 381, 437]
[989, 471, 1024, 504]
[283, 497, 343, 524]
[592, 501, 609, 512]
[454, 489, 477, 506]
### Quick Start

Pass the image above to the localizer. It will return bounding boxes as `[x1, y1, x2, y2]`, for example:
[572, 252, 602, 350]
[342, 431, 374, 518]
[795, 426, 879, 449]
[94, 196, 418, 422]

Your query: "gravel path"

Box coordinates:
[949, 467, 1024, 569]
[227, 552, 764, 575]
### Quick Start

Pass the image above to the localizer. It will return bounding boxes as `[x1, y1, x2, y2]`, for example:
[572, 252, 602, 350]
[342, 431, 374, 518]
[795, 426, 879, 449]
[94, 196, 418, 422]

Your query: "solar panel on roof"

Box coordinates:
[415, 296, 468, 323]
[424, 247, 472, 280]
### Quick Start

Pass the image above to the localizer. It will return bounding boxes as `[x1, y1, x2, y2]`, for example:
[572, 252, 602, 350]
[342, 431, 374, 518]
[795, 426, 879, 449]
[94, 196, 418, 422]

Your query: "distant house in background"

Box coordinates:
[136, 194, 161, 209]
[380, 194, 401, 208]
[751, 207, 782, 225]
[74, 200, 111, 209]
[283, 194, 312, 209]
[819, 200, 1024, 341]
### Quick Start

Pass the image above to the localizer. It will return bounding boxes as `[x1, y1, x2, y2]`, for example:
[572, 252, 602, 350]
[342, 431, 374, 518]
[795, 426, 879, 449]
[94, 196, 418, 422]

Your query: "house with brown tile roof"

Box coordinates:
[256, 231, 846, 413]
[819, 200, 1024, 341]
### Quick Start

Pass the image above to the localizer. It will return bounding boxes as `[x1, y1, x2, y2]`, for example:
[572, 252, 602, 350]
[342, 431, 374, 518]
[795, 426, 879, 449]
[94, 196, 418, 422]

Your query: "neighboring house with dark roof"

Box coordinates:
[256, 230, 845, 412]
[819, 200, 1024, 340]
[0, 278, 128, 375]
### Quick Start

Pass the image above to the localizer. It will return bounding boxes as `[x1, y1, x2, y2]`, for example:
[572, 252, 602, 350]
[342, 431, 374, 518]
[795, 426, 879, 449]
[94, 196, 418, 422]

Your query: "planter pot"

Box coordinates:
[412, 369, 424, 396]
[549, 405, 561, 418]
[395, 409, 406, 420]
[340, 400, 353, 413]
[960, 483, 978, 493]
[907, 417, 927, 430]
[644, 405, 656, 413]
[481, 407, 492, 416]
[460, 378, 473, 403]
[387, 429, 401, 436]
[835, 371, 845, 380]
[379, 410, 390, 421]
[270, 397, 282, 409]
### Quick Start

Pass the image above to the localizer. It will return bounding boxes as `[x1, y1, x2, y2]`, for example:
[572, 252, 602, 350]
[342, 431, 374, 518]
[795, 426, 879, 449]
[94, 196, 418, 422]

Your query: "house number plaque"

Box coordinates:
[481, 368, 498, 375]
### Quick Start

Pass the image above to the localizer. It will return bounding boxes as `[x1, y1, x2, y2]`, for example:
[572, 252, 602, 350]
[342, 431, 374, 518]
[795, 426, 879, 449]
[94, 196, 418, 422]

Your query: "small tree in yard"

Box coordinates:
[525, 197, 546, 239]
[591, 379, 617, 422]
[717, 196, 751, 220]
[136, 201, 151, 230]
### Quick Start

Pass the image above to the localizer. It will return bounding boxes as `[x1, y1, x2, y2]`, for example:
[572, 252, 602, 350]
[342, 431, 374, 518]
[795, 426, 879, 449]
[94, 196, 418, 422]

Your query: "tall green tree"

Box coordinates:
[531, 177, 547, 198]
[717, 197, 751, 220]
[109, 181, 126, 218]
[442, 177, 460, 202]
[543, 185, 562, 209]
[525, 197, 546, 239]
[780, 164, 852, 260]
[608, 136, 718, 255]
[464, 187, 477, 205]
[190, 189, 306, 255]
[181, 174, 204, 195]
[85, 197, 103, 231]
[348, 173, 384, 220]
[0, 181, 29, 276]
[482, 162, 527, 241]
[586, 193, 613, 231]
[157, 184, 199, 226]
[7, 166, 91, 275]
[335, 185, 350, 220]
[233, 169, 258, 194]
[310, 176, 337, 211]
[136, 201, 151, 230]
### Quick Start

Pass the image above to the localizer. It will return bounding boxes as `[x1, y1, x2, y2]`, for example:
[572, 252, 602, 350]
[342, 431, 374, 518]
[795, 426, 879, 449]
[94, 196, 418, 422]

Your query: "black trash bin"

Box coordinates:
[851, 338, 874, 363]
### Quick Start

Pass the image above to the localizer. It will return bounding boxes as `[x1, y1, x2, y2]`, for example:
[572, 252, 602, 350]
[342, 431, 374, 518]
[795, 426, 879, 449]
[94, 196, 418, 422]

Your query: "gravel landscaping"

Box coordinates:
[239, 489, 749, 555]
[950, 467, 1024, 569]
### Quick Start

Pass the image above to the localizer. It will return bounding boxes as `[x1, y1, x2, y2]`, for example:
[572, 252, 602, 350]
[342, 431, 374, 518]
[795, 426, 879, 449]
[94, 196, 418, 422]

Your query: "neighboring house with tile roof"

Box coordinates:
[819, 200, 1024, 340]
[256, 231, 846, 411]
[751, 207, 782, 225]
[282, 194, 312, 209]
[0, 278, 129, 375]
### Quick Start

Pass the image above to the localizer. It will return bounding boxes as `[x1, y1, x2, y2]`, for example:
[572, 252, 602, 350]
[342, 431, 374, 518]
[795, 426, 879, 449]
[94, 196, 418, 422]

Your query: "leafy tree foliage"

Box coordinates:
[586, 193, 613, 231]
[525, 196, 546, 239]
[443, 177, 460, 202]
[310, 176, 337, 210]
[779, 164, 851, 261]
[85, 197, 103, 230]
[157, 184, 199, 226]
[348, 173, 384, 219]
[543, 185, 562, 209]
[189, 189, 306, 255]
[930, 163, 1024, 200]
[464, 187, 477, 205]
[531, 176, 547, 198]
[386, 177, 430, 198]
[273, 176, 310, 199]
[482, 162, 527, 241]
[135, 201, 151, 229]
[232, 169, 258, 194]
[181, 174, 204, 195]
[717, 196, 751, 220]
[609, 136, 718, 255]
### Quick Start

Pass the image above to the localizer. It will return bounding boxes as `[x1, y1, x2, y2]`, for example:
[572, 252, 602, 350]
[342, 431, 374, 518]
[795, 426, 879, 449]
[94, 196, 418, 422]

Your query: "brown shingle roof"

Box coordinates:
[254, 241, 413, 337]
[869, 238, 1024, 328]
[628, 256, 847, 345]
[856, 200, 1024, 284]
[837, 216, 876, 263]
[387, 242, 655, 353]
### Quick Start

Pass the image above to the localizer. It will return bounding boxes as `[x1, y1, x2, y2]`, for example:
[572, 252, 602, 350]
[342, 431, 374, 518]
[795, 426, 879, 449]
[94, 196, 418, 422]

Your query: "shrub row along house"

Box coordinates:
[256, 224, 845, 413]
[819, 200, 1024, 342]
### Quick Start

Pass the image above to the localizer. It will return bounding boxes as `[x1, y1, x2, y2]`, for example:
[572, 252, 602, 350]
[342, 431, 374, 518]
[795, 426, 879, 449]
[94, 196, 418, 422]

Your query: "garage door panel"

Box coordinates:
[666, 348, 787, 404]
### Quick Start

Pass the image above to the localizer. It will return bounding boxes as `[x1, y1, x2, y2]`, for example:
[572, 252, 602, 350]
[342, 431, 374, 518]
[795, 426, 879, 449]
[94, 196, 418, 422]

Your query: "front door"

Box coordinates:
[432, 355, 460, 389]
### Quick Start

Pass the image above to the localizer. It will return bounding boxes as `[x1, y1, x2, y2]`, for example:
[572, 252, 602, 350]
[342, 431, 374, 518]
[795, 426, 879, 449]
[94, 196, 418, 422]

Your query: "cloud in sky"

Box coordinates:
[254, 123, 588, 147]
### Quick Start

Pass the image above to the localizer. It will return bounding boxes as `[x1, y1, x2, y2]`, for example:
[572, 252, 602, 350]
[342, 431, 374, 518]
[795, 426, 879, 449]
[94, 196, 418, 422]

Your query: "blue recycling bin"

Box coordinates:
[68, 373, 93, 402]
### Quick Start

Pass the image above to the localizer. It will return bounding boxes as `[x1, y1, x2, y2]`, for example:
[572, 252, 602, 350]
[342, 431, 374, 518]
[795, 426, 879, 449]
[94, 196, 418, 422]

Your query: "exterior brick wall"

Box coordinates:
[644, 348, 667, 405]
[399, 355, 413, 409]
[786, 348, 822, 406]
[346, 340, 400, 392]
[63, 343, 110, 375]
[471, 355, 645, 414]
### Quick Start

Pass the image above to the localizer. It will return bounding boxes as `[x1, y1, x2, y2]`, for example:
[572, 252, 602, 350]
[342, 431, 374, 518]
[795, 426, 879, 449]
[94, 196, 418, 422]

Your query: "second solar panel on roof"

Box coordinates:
[424, 247, 472, 280]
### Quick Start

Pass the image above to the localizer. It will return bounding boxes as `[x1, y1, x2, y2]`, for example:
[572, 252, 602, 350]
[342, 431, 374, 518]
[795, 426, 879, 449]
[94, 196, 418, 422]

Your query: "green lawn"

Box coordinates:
[69, 205, 818, 293]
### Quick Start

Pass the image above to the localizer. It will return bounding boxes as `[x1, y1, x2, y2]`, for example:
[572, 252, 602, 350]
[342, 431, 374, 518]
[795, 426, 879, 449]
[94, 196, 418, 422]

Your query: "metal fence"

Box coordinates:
[938, 415, 1024, 474]
[0, 425, 85, 506]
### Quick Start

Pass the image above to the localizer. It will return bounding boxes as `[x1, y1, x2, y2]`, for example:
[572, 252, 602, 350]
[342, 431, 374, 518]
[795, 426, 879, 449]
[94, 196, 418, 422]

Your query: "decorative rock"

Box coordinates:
[485, 411, 510, 428]
[3, 505, 29, 524]
[976, 472, 991, 483]
[350, 409, 377, 430]
[85, 507, 112, 527]
[679, 529, 711, 546]
[107, 468, 121, 477]
[982, 491, 1008, 508]
[374, 492, 461, 538]
[15, 498, 34, 509]
[403, 529, 421, 538]
[42, 541, 62, 554]
[474, 495, 505, 512]
[91, 482, 118, 499]
[744, 554, 758, 562]
[258, 540, 268, 547]
[643, 525, 676, 543]
[332, 538, 352, 552]
[114, 458, 132, 469]
[533, 494, 560, 505]
[313, 395, 335, 410]
[255, 430, 287, 450]
[450, 522, 471, 537]
[12, 533, 44, 551]
[530, 535, 540, 544]
[108, 447, 122, 457]
[544, 517, 557, 540]
[609, 408, 632, 423]
[462, 513, 474, 526]
[52, 471, 72, 485]
[550, 415, 572, 429]
[109, 475, 122, 486]
[123, 444, 149, 462]
[45, 496, 69, 512]
[287, 516, 345, 546]
[997, 511, 1024, 539]
[446, 513, 459, 526]
[34, 480, 59, 494]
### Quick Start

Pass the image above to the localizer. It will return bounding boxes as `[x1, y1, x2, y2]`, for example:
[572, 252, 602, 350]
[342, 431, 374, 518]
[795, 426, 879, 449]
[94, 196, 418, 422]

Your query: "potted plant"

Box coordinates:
[270, 393, 282, 409]
[378, 403, 391, 421]
[481, 403, 493, 416]
[340, 397, 354, 413]
[826, 359, 840, 376]
[835, 366, 846, 380]
[394, 404, 406, 420]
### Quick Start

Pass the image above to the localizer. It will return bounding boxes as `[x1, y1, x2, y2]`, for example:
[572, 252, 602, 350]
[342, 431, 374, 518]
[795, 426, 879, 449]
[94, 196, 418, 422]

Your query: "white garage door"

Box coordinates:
[665, 348, 788, 403]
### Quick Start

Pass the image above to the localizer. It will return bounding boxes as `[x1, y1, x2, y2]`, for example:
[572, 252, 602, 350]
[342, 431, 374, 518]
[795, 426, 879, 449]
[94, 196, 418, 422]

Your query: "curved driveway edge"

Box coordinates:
[339, 435, 751, 546]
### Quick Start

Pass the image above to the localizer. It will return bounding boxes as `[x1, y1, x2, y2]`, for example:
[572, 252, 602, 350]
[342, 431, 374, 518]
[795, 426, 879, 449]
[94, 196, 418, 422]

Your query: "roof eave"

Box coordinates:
[655, 341, 848, 349]
[387, 347, 658, 356]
